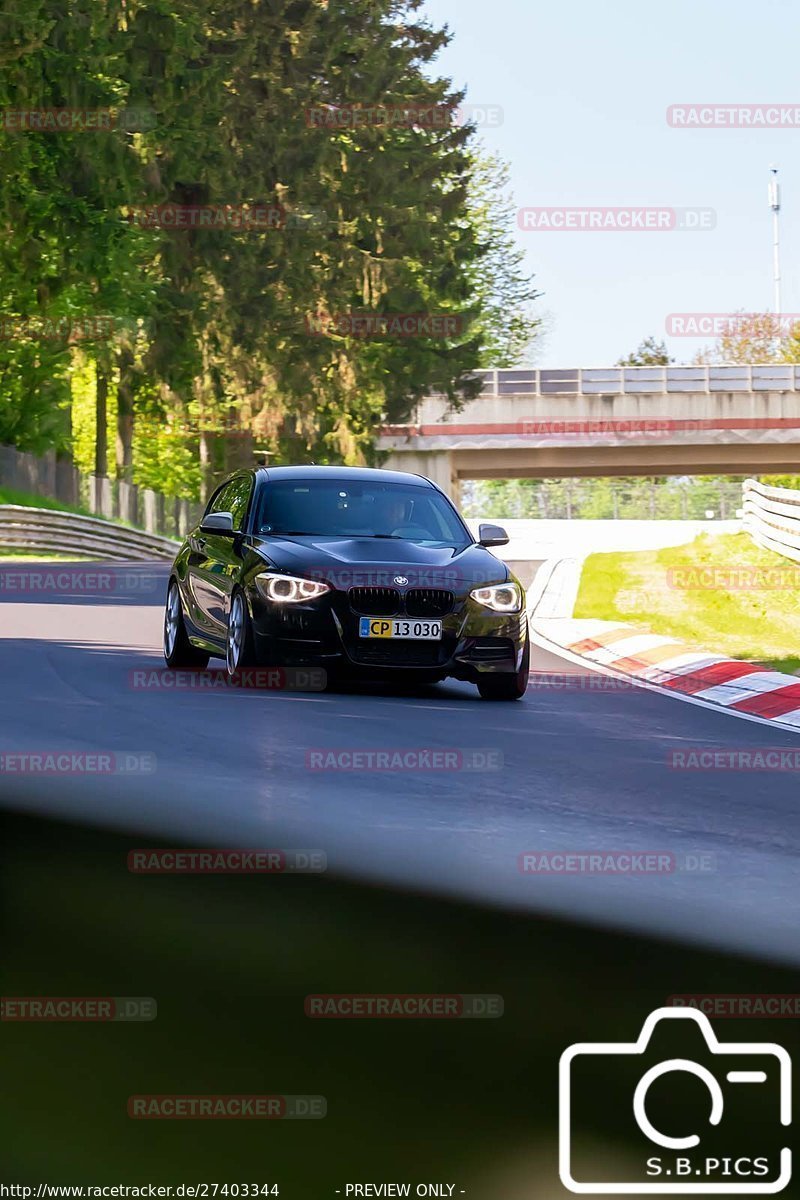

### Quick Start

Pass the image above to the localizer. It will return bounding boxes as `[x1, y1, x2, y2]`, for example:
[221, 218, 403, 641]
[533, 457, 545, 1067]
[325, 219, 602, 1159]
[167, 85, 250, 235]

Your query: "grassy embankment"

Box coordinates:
[574, 531, 800, 675]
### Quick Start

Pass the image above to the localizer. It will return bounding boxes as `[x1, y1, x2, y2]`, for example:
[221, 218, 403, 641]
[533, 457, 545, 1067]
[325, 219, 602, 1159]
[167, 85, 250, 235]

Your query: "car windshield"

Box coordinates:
[255, 479, 470, 545]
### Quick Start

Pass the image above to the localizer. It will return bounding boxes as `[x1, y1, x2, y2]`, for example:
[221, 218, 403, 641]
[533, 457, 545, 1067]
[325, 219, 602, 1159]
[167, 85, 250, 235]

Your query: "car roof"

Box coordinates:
[255, 465, 435, 488]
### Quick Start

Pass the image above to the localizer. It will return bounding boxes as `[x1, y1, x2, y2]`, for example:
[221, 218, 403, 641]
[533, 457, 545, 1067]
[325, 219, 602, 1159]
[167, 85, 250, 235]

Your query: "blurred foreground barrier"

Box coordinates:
[0, 505, 180, 561]
[742, 478, 800, 563]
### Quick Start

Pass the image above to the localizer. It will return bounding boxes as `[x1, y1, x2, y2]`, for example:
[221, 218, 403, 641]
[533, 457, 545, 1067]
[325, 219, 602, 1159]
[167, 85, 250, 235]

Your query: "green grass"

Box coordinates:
[574, 531, 800, 675]
[0, 485, 89, 514]
[0, 550, 91, 560]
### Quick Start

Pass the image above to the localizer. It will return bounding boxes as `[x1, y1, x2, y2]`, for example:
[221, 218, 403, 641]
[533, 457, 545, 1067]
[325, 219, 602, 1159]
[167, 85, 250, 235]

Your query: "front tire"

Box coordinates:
[477, 637, 529, 701]
[226, 590, 257, 678]
[164, 580, 210, 669]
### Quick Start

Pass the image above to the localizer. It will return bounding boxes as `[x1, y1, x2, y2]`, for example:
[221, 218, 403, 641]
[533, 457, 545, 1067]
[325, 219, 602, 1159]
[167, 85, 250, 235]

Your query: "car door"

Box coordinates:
[185, 482, 234, 640]
[186, 477, 252, 641]
[203, 474, 254, 639]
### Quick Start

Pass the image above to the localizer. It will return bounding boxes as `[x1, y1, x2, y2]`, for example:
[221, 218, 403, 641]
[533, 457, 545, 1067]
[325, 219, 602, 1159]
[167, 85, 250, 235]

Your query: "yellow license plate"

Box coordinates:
[358, 617, 442, 640]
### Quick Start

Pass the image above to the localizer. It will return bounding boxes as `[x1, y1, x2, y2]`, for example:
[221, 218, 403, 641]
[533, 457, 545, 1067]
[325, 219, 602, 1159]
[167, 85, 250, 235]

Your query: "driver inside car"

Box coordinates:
[373, 493, 411, 535]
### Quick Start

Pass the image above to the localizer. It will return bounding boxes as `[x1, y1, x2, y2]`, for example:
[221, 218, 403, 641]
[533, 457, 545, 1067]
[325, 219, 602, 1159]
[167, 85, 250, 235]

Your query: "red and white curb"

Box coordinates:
[528, 561, 800, 734]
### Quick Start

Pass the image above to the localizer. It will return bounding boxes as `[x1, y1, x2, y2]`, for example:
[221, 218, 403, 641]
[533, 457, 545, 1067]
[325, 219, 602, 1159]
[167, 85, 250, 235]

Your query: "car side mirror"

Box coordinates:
[200, 511, 235, 535]
[478, 522, 509, 548]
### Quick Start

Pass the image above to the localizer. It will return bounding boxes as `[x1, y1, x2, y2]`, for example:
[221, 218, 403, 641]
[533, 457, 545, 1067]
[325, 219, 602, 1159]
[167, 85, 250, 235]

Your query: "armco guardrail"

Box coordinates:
[742, 479, 800, 564]
[0, 443, 204, 537]
[0, 506, 181, 561]
[470, 364, 800, 396]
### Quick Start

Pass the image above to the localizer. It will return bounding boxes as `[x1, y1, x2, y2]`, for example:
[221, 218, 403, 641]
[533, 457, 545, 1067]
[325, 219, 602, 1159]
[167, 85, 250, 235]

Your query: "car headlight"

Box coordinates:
[470, 582, 522, 613]
[254, 572, 330, 603]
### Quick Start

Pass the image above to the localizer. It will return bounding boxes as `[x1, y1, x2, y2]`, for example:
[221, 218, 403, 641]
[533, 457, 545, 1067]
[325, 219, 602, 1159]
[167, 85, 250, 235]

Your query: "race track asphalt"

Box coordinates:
[1, 559, 799, 964]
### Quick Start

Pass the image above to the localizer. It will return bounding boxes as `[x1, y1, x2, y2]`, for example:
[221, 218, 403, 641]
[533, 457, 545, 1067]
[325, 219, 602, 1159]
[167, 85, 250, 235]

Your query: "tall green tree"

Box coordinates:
[0, 0, 543, 501]
[463, 151, 541, 367]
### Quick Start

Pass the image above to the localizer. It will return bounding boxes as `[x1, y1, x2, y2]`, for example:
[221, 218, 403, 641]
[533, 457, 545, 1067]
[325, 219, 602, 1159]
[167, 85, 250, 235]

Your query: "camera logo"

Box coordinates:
[559, 1006, 791, 1193]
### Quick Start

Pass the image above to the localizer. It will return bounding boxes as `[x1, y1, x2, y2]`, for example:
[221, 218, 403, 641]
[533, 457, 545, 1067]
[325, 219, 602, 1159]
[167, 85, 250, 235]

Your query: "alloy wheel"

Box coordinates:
[227, 592, 245, 675]
[164, 583, 181, 659]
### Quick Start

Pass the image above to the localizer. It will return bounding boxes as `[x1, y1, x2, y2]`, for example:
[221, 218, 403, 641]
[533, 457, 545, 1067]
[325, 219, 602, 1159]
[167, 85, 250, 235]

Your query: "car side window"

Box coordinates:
[203, 476, 253, 530]
[225, 475, 253, 531]
[204, 483, 233, 519]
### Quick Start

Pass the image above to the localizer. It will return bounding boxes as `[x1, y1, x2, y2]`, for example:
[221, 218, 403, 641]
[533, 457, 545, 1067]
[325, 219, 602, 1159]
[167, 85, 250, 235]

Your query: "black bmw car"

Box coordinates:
[163, 465, 529, 699]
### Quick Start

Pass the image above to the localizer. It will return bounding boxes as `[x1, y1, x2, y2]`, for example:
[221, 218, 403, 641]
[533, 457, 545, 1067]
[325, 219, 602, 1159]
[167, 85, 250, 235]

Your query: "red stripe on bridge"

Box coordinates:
[380, 417, 800, 437]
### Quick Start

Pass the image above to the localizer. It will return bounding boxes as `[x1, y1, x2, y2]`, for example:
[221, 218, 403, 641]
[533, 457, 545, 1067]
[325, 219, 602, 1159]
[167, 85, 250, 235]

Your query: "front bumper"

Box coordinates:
[248, 589, 526, 680]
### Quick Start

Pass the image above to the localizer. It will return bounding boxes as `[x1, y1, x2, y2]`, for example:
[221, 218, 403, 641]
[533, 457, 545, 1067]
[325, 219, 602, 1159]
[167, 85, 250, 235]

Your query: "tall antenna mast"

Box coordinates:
[769, 164, 782, 315]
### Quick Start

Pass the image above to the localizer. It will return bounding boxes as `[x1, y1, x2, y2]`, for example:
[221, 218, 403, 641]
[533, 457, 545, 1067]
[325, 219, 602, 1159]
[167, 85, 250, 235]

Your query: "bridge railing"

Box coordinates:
[470, 364, 800, 397]
[742, 479, 800, 564]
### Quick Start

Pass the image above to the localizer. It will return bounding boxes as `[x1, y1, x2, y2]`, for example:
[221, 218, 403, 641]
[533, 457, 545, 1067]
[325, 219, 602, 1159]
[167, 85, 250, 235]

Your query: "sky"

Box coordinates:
[421, 0, 800, 367]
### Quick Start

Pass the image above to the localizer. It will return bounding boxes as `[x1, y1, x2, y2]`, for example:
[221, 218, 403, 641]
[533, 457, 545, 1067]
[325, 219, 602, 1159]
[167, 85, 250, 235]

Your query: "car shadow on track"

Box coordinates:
[319, 674, 482, 702]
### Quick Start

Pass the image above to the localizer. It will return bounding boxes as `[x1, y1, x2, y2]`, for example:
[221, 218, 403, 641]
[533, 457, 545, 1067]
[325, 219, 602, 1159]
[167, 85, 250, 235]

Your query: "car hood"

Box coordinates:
[251, 535, 509, 590]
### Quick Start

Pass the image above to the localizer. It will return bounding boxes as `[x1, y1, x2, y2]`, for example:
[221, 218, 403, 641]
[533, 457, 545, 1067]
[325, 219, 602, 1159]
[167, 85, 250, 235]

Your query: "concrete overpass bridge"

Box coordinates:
[379, 364, 800, 501]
